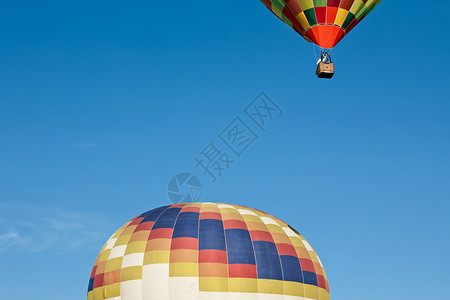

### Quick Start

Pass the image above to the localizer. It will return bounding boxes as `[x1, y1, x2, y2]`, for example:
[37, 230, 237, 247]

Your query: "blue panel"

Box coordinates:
[303, 271, 318, 286]
[280, 255, 303, 283]
[252, 240, 267, 253]
[152, 207, 182, 229]
[87, 277, 94, 292]
[255, 251, 271, 278]
[178, 212, 200, 220]
[172, 213, 199, 238]
[225, 229, 254, 252]
[265, 241, 279, 254]
[267, 252, 283, 280]
[227, 250, 256, 265]
[140, 206, 170, 223]
[199, 219, 226, 251]
[253, 241, 283, 280]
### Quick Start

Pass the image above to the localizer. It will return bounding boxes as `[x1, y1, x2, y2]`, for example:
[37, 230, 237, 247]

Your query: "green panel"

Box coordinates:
[313, 0, 327, 7]
[298, 0, 315, 11]
[367, 0, 382, 14]
[304, 8, 317, 26]
[355, 5, 368, 20]
[272, 0, 287, 11]
[342, 12, 355, 29]
[349, 0, 365, 16]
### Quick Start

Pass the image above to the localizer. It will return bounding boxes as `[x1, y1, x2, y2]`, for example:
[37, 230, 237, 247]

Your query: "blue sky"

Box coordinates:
[0, 0, 449, 299]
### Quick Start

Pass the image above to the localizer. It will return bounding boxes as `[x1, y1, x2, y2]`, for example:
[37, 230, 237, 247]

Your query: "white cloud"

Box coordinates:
[73, 142, 95, 148]
[0, 231, 27, 251]
[0, 202, 111, 253]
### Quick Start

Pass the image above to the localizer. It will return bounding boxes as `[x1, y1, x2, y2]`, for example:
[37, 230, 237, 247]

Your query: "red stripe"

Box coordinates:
[223, 220, 247, 230]
[199, 250, 228, 263]
[135, 222, 154, 232]
[182, 207, 201, 213]
[93, 273, 104, 289]
[300, 258, 316, 272]
[277, 243, 297, 256]
[171, 237, 198, 250]
[228, 264, 257, 278]
[129, 217, 143, 226]
[250, 230, 274, 242]
[90, 265, 97, 278]
[315, 7, 327, 24]
[317, 274, 326, 289]
[148, 228, 173, 240]
[200, 212, 222, 220]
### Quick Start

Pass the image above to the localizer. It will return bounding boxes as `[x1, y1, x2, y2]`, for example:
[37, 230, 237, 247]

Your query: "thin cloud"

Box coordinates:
[0, 231, 27, 251]
[0, 202, 111, 253]
[73, 142, 96, 148]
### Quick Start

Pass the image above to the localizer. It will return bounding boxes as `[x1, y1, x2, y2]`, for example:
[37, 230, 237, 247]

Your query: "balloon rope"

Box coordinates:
[313, 44, 320, 63]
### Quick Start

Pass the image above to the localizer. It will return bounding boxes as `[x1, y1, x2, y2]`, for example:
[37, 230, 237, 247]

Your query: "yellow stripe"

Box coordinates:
[143, 250, 169, 264]
[125, 241, 146, 255]
[199, 277, 229, 292]
[335, 8, 349, 26]
[298, 0, 314, 10]
[169, 262, 198, 277]
[121, 266, 143, 281]
[320, 288, 331, 300]
[284, 281, 305, 297]
[229, 278, 258, 293]
[305, 284, 319, 299]
[105, 257, 123, 272]
[296, 12, 310, 31]
[258, 279, 284, 294]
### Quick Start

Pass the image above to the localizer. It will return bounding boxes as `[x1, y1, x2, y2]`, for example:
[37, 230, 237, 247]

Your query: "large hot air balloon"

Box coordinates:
[261, 0, 382, 78]
[88, 203, 330, 300]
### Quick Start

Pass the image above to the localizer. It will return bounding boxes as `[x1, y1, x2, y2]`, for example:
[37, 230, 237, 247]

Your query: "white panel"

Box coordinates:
[169, 277, 199, 300]
[237, 209, 257, 216]
[122, 253, 144, 268]
[317, 256, 323, 267]
[282, 227, 298, 237]
[285, 296, 308, 300]
[142, 264, 169, 300]
[218, 204, 235, 209]
[109, 245, 127, 259]
[260, 217, 279, 225]
[121, 280, 142, 300]
[199, 292, 230, 300]
[229, 292, 259, 300]
[105, 238, 118, 250]
[256, 294, 286, 300]
[302, 240, 313, 251]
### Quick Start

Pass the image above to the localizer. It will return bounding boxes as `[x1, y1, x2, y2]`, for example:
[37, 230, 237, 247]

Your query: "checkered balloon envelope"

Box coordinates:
[88, 203, 329, 300]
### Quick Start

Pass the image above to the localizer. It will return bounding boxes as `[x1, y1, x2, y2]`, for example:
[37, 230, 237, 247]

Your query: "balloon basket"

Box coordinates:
[316, 62, 335, 79]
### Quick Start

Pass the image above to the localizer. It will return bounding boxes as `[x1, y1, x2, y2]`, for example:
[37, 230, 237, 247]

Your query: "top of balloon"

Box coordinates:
[261, 0, 382, 49]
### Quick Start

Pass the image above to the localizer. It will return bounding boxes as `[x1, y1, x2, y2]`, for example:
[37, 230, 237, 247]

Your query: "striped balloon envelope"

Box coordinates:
[261, 0, 382, 49]
[88, 203, 330, 300]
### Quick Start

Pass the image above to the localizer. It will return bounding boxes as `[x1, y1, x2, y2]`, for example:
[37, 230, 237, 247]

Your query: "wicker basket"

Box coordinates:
[316, 62, 335, 79]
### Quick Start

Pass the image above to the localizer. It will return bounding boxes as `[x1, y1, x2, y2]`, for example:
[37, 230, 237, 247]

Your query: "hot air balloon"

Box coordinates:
[87, 202, 330, 300]
[261, 0, 382, 78]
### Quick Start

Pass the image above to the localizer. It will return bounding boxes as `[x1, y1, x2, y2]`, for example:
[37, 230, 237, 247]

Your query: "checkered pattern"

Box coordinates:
[261, 0, 382, 48]
[88, 203, 330, 300]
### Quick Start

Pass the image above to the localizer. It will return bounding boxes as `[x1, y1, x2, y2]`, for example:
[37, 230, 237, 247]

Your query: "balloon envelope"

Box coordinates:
[88, 203, 329, 300]
[261, 0, 382, 48]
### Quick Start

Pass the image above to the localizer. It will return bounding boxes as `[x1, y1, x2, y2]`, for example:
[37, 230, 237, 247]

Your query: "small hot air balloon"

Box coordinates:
[261, 0, 382, 78]
[87, 203, 330, 300]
